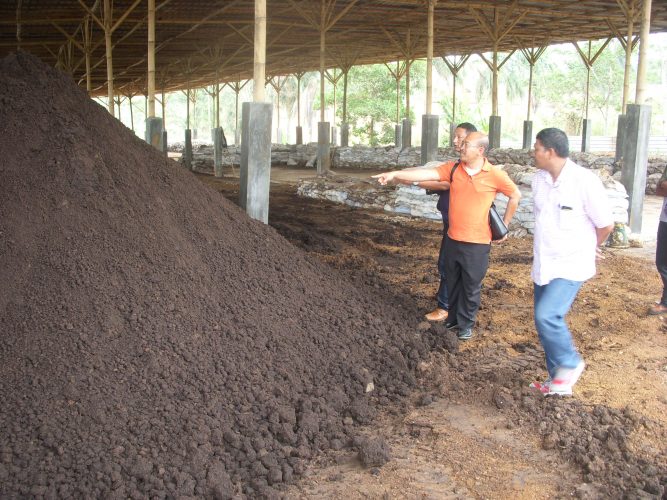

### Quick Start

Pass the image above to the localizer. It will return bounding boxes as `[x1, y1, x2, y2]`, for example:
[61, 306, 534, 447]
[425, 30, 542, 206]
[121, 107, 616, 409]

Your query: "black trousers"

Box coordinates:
[445, 236, 490, 330]
[657, 221, 667, 306]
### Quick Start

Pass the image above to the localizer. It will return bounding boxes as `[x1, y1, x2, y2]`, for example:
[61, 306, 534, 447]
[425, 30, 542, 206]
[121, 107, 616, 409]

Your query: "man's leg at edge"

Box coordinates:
[651, 221, 667, 314]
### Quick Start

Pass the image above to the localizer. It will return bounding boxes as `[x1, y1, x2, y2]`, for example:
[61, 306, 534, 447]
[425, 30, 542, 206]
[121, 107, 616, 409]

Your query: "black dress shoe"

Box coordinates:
[445, 320, 459, 330]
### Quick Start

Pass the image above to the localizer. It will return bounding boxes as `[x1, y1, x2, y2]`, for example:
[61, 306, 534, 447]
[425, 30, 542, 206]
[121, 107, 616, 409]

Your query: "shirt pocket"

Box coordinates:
[557, 197, 581, 230]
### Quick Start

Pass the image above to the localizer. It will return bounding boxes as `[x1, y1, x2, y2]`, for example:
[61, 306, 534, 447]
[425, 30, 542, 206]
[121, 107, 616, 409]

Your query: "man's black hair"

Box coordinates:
[536, 127, 569, 158]
[456, 122, 477, 133]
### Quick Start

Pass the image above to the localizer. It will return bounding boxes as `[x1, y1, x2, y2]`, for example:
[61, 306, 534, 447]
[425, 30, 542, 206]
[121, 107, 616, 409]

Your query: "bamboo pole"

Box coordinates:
[635, 0, 652, 104]
[296, 73, 303, 127]
[129, 94, 134, 131]
[147, 0, 156, 118]
[319, 1, 325, 122]
[161, 89, 166, 128]
[83, 15, 92, 93]
[103, 0, 114, 115]
[253, 0, 266, 102]
[343, 69, 348, 123]
[585, 41, 591, 119]
[426, 0, 434, 115]
[621, 1, 636, 113]
[395, 61, 400, 123]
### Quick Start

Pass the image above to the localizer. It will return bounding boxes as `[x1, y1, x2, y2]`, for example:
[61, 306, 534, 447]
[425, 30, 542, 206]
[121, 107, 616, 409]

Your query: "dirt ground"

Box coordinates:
[200, 168, 667, 499]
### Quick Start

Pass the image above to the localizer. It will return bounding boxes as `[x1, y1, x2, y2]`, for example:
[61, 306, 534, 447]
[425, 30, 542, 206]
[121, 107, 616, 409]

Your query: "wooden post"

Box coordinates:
[186, 85, 190, 130]
[635, 0, 652, 104]
[343, 69, 349, 124]
[254, 0, 266, 102]
[319, 1, 326, 122]
[16, 0, 22, 51]
[147, 0, 156, 118]
[83, 15, 92, 94]
[129, 94, 134, 132]
[426, 0, 435, 115]
[161, 89, 166, 128]
[103, 0, 114, 115]
[443, 55, 470, 126]
[395, 61, 400, 123]
[295, 73, 303, 127]
[519, 46, 547, 121]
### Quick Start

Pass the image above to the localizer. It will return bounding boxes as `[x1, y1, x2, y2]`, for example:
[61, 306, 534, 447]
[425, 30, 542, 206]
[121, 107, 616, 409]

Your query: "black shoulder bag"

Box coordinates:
[450, 163, 508, 241]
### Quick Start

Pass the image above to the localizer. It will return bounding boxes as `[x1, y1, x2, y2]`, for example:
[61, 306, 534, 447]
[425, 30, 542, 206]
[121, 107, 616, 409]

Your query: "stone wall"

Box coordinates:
[176, 143, 666, 195]
[297, 164, 629, 237]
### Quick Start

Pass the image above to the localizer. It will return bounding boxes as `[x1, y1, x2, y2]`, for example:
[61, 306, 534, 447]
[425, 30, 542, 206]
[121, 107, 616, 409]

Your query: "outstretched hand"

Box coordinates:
[372, 172, 395, 185]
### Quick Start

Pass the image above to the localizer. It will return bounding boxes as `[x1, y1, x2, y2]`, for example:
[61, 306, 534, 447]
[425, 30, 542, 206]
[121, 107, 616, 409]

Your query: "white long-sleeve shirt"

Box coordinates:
[531, 159, 614, 286]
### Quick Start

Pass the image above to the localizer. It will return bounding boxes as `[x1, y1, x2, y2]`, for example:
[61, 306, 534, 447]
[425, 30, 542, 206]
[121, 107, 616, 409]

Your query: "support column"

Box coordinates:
[421, 114, 439, 164]
[341, 123, 349, 147]
[184, 129, 193, 170]
[240, 103, 272, 223]
[615, 114, 627, 161]
[162, 130, 168, 157]
[146, 117, 163, 151]
[296, 126, 303, 145]
[489, 116, 501, 150]
[214, 127, 223, 178]
[581, 118, 592, 152]
[331, 126, 337, 146]
[239, 0, 271, 224]
[522, 121, 533, 150]
[394, 124, 402, 147]
[621, 104, 651, 233]
[317, 122, 331, 174]
[401, 118, 412, 149]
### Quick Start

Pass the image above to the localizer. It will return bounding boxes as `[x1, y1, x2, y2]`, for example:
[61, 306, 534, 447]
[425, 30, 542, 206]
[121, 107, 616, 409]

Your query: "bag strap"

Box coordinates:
[449, 160, 461, 183]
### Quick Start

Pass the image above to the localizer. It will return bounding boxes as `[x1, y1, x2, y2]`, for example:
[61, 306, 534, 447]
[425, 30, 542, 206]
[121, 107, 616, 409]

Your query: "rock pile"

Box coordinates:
[0, 52, 432, 498]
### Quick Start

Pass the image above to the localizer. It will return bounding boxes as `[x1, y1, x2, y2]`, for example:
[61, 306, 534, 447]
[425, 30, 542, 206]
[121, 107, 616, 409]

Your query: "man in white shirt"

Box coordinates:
[529, 128, 614, 396]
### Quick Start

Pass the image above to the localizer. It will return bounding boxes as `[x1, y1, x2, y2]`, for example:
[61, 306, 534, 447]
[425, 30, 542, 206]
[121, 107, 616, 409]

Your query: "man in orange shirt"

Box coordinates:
[373, 132, 521, 340]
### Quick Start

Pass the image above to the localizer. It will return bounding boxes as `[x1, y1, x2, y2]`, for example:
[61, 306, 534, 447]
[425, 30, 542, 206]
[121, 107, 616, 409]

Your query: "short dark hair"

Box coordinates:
[536, 128, 569, 158]
[456, 122, 477, 133]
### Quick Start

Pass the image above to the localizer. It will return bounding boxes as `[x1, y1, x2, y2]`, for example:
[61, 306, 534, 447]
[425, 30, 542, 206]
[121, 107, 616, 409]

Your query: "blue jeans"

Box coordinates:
[534, 279, 583, 379]
[436, 223, 449, 310]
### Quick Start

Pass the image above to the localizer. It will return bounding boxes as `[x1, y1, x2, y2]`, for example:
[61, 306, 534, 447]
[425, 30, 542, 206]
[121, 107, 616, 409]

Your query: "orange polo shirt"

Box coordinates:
[435, 158, 517, 244]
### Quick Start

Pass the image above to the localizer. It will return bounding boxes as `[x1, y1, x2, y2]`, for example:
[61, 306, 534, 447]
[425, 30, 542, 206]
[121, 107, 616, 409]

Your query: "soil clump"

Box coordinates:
[0, 53, 436, 497]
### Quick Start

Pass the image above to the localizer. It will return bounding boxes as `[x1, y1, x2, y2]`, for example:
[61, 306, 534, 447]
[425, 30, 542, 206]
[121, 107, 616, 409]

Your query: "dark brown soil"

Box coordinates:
[0, 53, 438, 498]
[199, 175, 667, 498]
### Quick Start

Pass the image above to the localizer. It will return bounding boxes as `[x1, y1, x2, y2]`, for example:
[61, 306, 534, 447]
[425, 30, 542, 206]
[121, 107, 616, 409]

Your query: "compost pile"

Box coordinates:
[0, 53, 431, 498]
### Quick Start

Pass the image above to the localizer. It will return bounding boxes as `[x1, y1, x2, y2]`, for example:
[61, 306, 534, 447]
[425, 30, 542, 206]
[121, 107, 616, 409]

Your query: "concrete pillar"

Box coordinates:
[522, 120, 533, 150]
[394, 124, 402, 147]
[317, 122, 331, 174]
[296, 126, 303, 145]
[331, 126, 337, 146]
[340, 123, 349, 147]
[184, 129, 193, 170]
[162, 130, 168, 157]
[213, 127, 223, 178]
[146, 117, 163, 151]
[449, 123, 456, 147]
[401, 118, 412, 149]
[615, 114, 627, 161]
[235, 127, 241, 146]
[488, 115, 501, 149]
[420, 114, 439, 164]
[621, 104, 651, 234]
[581, 118, 592, 152]
[240, 102, 272, 224]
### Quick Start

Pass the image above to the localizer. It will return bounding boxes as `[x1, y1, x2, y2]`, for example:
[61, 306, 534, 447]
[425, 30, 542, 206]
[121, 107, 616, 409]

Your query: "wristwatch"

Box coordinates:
[412, 181, 419, 186]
